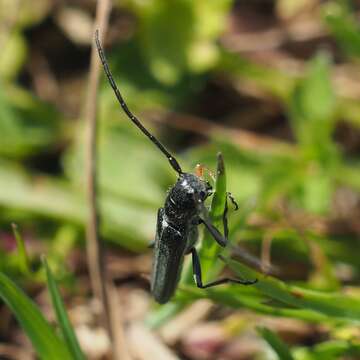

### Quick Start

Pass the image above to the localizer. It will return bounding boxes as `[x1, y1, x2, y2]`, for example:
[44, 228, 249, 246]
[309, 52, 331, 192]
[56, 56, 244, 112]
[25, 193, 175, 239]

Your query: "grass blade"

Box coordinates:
[224, 258, 360, 322]
[0, 272, 71, 359]
[198, 152, 228, 281]
[257, 327, 294, 360]
[298, 339, 360, 358]
[178, 285, 333, 324]
[11, 223, 30, 274]
[42, 256, 85, 360]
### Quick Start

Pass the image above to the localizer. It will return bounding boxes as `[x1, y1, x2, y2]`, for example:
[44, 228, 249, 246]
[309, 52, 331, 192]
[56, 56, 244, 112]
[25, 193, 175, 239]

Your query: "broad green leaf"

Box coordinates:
[139, 0, 194, 85]
[0, 160, 150, 251]
[0, 272, 71, 359]
[131, 0, 233, 83]
[0, 84, 62, 158]
[187, 0, 232, 72]
[64, 120, 172, 209]
[43, 257, 85, 360]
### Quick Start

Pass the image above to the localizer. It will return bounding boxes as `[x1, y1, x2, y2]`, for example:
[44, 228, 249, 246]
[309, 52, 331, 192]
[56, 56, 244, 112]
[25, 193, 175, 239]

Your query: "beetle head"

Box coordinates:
[165, 173, 213, 219]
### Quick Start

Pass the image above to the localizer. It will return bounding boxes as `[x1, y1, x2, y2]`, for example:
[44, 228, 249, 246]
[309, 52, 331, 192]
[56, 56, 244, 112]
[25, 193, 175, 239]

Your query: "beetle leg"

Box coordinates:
[222, 196, 229, 241]
[199, 217, 227, 247]
[226, 192, 239, 211]
[196, 192, 240, 248]
[222, 192, 239, 241]
[195, 196, 227, 247]
[191, 248, 257, 288]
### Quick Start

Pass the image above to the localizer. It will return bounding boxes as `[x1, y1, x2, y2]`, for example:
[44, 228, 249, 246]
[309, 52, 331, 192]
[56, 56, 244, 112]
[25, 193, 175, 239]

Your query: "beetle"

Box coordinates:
[95, 31, 257, 304]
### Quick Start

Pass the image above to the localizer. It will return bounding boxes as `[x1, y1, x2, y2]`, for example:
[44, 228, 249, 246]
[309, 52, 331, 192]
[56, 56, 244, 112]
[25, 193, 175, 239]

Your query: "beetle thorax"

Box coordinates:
[164, 173, 211, 222]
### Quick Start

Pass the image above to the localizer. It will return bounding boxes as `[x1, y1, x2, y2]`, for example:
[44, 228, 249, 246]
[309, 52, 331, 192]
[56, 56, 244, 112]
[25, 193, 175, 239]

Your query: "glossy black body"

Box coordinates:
[95, 31, 257, 305]
[151, 173, 210, 303]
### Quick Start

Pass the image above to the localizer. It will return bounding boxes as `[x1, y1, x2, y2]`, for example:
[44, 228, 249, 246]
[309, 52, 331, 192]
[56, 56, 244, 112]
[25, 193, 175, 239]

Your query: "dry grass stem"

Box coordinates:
[84, 0, 112, 345]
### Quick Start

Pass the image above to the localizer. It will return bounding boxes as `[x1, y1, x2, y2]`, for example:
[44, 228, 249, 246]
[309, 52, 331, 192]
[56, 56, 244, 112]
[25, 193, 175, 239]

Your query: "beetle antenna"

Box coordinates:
[95, 30, 183, 175]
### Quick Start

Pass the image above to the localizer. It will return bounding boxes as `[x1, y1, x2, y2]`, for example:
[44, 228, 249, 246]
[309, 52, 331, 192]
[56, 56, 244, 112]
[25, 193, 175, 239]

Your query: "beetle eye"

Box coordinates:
[199, 190, 206, 199]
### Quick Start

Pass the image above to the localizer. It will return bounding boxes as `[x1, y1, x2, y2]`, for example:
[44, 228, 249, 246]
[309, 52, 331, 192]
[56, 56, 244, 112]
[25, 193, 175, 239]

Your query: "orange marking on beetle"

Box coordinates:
[195, 164, 205, 178]
[195, 164, 216, 181]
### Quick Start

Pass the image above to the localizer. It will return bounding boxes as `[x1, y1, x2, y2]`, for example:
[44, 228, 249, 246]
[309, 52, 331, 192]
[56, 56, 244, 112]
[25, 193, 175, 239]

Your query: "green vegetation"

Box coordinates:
[0, 0, 360, 359]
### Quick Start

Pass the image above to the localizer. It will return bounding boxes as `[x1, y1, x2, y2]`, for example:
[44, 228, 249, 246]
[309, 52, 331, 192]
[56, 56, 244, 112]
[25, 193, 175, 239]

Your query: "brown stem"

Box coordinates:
[84, 0, 112, 344]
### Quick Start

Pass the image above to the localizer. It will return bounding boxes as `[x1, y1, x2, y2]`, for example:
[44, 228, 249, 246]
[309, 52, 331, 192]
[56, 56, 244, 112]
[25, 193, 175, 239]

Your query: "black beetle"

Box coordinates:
[95, 31, 257, 304]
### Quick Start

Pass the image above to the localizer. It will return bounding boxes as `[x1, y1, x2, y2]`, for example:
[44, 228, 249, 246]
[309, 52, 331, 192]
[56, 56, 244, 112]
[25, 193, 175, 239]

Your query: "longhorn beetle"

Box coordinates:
[95, 31, 257, 304]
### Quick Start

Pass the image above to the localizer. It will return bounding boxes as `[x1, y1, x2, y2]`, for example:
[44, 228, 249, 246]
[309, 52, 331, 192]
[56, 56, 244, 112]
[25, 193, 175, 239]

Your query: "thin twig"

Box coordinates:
[84, 0, 112, 343]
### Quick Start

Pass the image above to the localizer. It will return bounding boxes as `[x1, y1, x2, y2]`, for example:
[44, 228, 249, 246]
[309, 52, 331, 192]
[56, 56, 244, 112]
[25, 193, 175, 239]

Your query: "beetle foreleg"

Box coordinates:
[191, 248, 257, 288]
[226, 192, 239, 211]
[200, 218, 227, 247]
[196, 193, 239, 248]
[221, 192, 239, 241]
[222, 197, 229, 241]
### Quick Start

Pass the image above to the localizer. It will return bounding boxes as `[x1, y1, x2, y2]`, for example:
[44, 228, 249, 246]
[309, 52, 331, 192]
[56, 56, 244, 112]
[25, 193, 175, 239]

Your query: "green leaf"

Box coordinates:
[295, 340, 360, 359]
[139, 0, 194, 85]
[133, 0, 233, 83]
[223, 258, 360, 322]
[64, 120, 171, 209]
[42, 257, 85, 360]
[302, 170, 333, 214]
[198, 152, 228, 281]
[287, 53, 339, 214]
[289, 52, 336, 152]
[187, 0, 232, 72]
[323, 0, 360, 59]
[0, 272, 71, 359]
[0, 160, 150, 251]
[0, 84, 62, 158]
[218, 51, 295, 100]
[257, 327, 294, 360]
[0, 32, 27, 80]
[179, 285, 336, 324]
[11, 223, 31, 274]
[210, 152, 227, 217]
[145, 302, 185, 329]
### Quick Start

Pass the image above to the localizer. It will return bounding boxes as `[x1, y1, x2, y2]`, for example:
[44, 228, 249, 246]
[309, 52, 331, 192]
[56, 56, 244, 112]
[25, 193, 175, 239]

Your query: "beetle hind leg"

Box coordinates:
[190, 248, 257, 289]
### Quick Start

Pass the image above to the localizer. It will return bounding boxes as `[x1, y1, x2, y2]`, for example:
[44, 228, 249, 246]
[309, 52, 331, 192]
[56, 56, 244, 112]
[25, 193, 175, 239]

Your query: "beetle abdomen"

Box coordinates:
[151, 208, 187, 303]
[151, 246, 184, 304]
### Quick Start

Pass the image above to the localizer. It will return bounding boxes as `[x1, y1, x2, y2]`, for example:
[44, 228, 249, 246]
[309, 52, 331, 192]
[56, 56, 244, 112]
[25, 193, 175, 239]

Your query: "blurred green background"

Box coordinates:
[1, 0, 360, 359]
